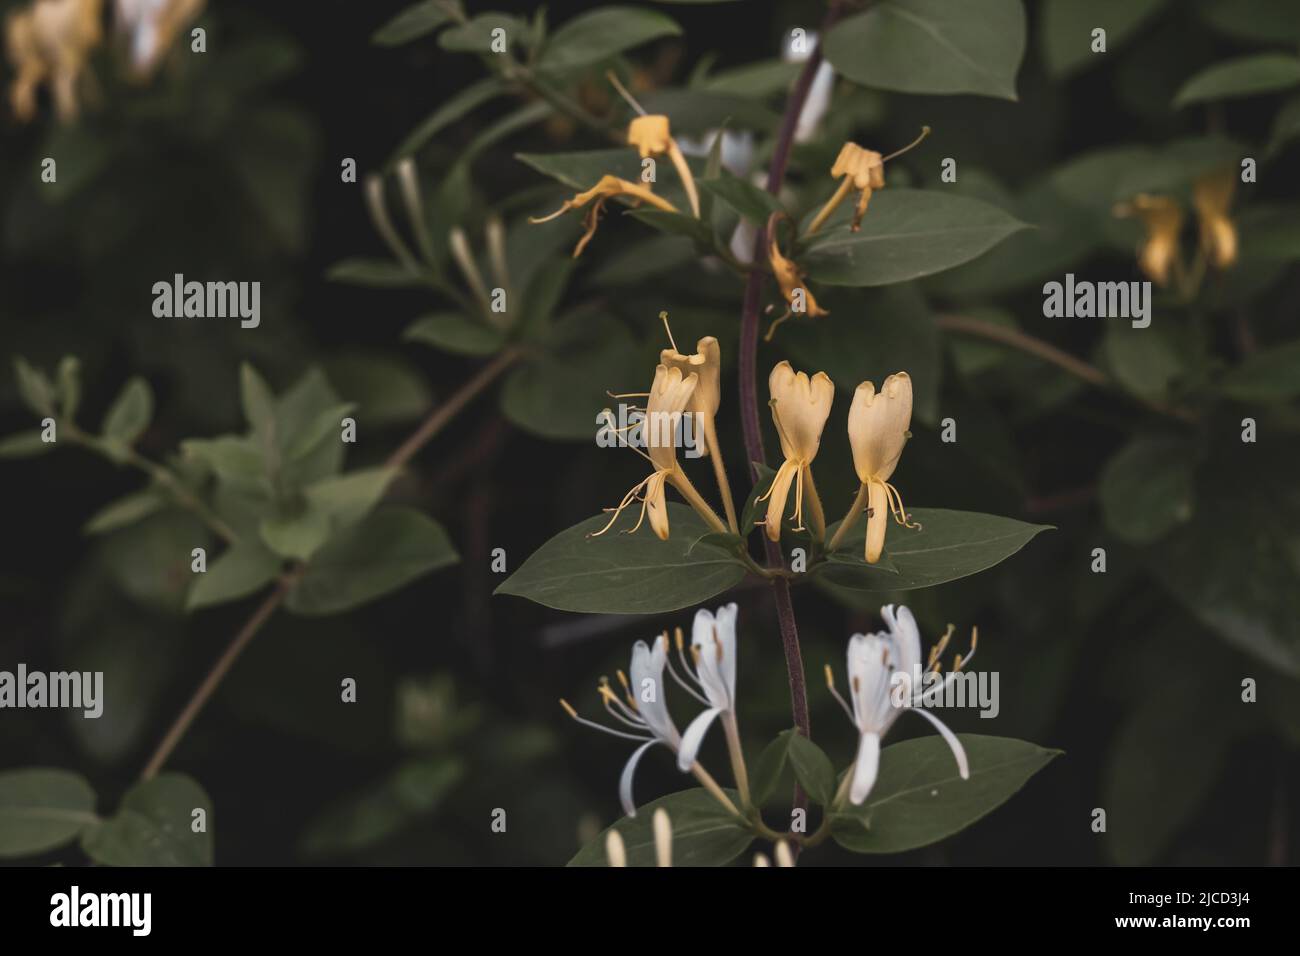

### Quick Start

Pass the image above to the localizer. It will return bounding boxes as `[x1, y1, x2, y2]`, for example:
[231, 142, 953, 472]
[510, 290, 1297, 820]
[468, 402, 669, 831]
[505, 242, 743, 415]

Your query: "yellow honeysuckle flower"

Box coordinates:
[626, 113, 700, 218]
[834, 372, 917, 564]
[1114, 194, 1184, 287]
[756, 361, 833, 542]
[767, 233, 828, 340]
[1193, 168, 1238, 270]
[593, 364, 726, 541]
[530, 174, 678, 258]
[5, 0, 103, 123]
[658, 319, 737, 532]
[807, 127, 930, 235]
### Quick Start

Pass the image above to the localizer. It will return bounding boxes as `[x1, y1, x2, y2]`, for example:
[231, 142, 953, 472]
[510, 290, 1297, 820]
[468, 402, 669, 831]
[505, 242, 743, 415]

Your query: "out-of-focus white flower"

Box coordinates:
[115, 0, 203, 79]
[783, 29, 834, 144]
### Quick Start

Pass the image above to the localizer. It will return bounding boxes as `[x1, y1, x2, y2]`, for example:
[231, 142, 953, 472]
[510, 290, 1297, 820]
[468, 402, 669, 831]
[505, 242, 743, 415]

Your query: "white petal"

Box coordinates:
[849, 731, 881, 805]
[795, 62, 834, 143]
[676, 707, 723, 771]
[911, 708, 969, 780]
[715, 602, 739, 705]
[630, 639, 677, 743]
[619, 739, 663, 818]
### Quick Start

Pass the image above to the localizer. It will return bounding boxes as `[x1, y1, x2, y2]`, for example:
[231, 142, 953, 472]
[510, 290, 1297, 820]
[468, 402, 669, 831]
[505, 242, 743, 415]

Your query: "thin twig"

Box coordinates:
[936, 313, 1199, 423]
[138, 350, 521, 780]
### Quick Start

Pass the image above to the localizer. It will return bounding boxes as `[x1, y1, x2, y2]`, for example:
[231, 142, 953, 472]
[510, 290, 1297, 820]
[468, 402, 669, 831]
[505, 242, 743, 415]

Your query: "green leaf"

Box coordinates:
[239, 363, 277, 443]
[100, 376, 153, 448]
[637, 88, 780, 133]
[0, 430, 53, 458]
[438, 14, 530, 53]
[1150, 459, 1300, 677]
[802, 190, 1030, 287]
[1173, 54, 1300, 107]
[568, 788, 750, 866]
[499, 320, 640, 440]
[300, 757, 465, 857]
[327, 258, 429, 288]
[1267, 94, 1300, 157]
[1099, 436, 1197, 545]
[391, 77, 507, 161]
[627, 208, 714, 244]
[786, 733, 836, 806]
[182, 435, 266, 490]
[1103, 324, 1186, 402]
[14, 357, 55, 416]
[1219, 340, 1300, 402]
[749, 731, 793, 806]
[830, 735, 1060, 854]
[1039, 0, 1165, 79]
[538, 7, 680, 72]
[56, 355, 81, 421]
[1196, 0, 1300, 44]
[819, 509, 1051, 592]
[0, 768, 98, 858]
[1112, 137, 1241, 200]
[81, 774, 213, 867]
[259, 508, 333, 562]
[699, 170, 782, 224]
[84, 490, 166, 535]
[496, 503, 747, 614]
[286, 507, 459, 616]
[372, 1, 456, 46]
[322, 354, 433, 426]
[305, 467, 399, 529]
[403, 312, 505, 356]
[825, 0, 1026, 101]
[186, 540, 282, 611]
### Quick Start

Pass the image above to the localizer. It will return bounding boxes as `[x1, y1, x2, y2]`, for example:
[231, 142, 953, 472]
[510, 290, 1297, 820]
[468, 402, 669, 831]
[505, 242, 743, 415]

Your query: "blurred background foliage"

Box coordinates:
[2, 0, 1298, 865]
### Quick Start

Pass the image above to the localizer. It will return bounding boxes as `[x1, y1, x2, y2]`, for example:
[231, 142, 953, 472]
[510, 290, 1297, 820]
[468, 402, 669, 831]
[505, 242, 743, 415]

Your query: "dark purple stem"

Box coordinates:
[736, 4, 847, 831]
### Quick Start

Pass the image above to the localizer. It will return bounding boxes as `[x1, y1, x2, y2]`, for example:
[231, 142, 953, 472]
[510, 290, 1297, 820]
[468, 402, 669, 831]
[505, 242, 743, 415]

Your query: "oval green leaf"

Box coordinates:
[496, 503, 748, 614]
[831, 734, 1060, 854]
[802, 190, 1029, 287]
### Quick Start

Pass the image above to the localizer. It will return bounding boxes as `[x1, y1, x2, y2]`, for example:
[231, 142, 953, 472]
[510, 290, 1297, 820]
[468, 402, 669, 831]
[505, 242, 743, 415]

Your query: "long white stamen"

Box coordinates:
[825, 665, 855, 722]
[560, 700, 654, 743]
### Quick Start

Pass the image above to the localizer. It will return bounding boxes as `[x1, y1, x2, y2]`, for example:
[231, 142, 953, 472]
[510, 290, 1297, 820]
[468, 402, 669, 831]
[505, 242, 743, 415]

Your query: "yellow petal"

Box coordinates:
[769, 361, 834, 463]
[627, 114, 672, 158]
[660, 336, 721, 418]
[848, 372, 912, 484]
[831, 142, 885, 191]
[865, 481, 888, 563]
[762, 458, 799, 542]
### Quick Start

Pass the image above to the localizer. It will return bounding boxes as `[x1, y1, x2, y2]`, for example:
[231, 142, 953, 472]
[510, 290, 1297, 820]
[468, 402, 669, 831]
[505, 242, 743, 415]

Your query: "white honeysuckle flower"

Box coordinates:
[783, 30, 834, 143]
[115, 0, 203, 78]
[560, 636, 682, 818]
[827, 604, 972, 805]
[674, 603, 739, 771]
[560, 605, 744, 819]
[675, 128, 757, 178]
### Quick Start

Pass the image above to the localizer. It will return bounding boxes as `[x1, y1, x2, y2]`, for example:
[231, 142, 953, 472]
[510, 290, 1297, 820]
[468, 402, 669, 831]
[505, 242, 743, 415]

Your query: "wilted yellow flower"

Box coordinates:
[5, 0, 103, 123]
[626, 113, 700, 218]
[593, 364, 726, 541]
[531, 174, 678, 258]
[842, 373, 915, 564]
[757, 361, 833, 542]
[807, 127, 930, 234]
[1193, 168, 1237, 270]
[658, 321, 736, 532]
[1114, 194, 1183, 287]
[767, 234, 828, 339]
